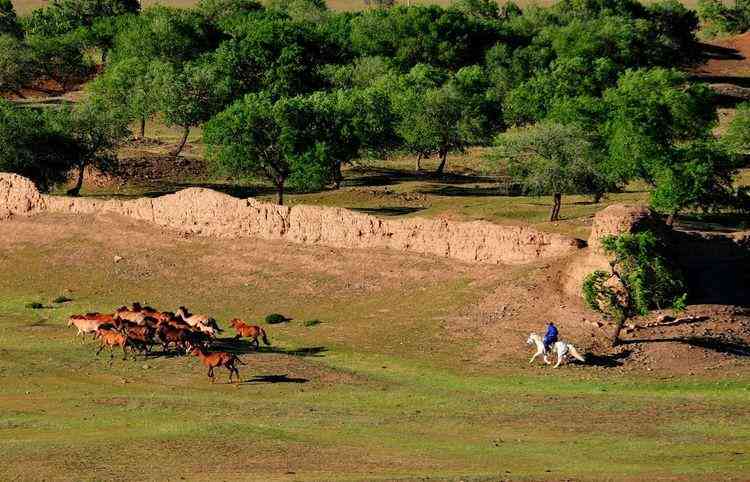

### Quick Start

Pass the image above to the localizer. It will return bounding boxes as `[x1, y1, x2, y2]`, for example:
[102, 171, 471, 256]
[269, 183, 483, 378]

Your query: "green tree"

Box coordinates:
[0, 101, 77, 191]
[602, 68, 716, 186]
[0, 0, 22, 37]
[650, 140, 741, 223]
[493, 121, 611, 221]
[23, 0, 140, 37]
[205, 91, 358, 204]
[46, 97, 130, 196]
[0, 35, 33, 96]
[394, 65, 500, 176]
[27, 33, 93, 90]
[88, 57, 165, 139]
[157, 56, 234, 157]
[583, 231, 687, 346]
[110, 6, 216, 65]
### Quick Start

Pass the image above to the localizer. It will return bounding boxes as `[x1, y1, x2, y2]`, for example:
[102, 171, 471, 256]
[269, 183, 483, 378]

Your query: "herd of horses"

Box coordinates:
[67, 302, 271, 383]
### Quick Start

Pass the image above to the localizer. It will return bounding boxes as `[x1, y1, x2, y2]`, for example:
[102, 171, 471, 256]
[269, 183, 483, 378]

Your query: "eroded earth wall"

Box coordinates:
[0, 173, 584, 265]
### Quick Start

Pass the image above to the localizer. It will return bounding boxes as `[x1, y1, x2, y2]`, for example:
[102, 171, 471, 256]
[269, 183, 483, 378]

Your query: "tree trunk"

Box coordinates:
[435, 149, 448, 177]
[67, 162, 86, 197]
[593, 191, 603, 204]
[333, 162, 343, 189]
[611, 315, 626, 347]
[550, 193, 562, 221]
[415, 152, 422, 172]
[138, 117, 146, 139]
[171, 125, 190, 157]
[276, 182, 284, 206]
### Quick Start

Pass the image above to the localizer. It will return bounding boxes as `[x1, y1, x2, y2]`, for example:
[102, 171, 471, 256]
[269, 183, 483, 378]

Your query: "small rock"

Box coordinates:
[114, 255, 123, 263]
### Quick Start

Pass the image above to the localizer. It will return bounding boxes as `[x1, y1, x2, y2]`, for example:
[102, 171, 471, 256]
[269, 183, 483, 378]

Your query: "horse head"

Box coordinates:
[526, 333, 540, 345]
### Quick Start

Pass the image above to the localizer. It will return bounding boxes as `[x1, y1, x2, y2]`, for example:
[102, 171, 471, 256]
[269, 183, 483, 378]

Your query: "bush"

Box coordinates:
[53, 296, 73, 303]
[303, 319, 321, 327]
[697, 0, 750, 36]
[265, 313, 287, 324]
[582, 231, 687, 346]
[25, 302, 44, 309]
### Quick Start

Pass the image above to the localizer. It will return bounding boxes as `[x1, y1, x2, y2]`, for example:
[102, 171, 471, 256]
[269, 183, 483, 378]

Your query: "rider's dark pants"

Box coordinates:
[543, 337, 557, 351]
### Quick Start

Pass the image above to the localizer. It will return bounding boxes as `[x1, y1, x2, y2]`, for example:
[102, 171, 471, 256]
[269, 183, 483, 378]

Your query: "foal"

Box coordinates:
[96, 329, 132, 363]
[229, 319, 270, 350]
[190, 347, 245, 384]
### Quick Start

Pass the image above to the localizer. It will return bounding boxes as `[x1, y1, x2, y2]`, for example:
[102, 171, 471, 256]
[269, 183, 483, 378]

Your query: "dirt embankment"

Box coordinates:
[0, 173, 584, 265]
[563, 203, 750, 300]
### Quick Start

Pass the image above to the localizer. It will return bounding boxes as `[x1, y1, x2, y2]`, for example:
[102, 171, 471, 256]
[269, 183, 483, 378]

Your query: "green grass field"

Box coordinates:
[1, 213, 749, 481]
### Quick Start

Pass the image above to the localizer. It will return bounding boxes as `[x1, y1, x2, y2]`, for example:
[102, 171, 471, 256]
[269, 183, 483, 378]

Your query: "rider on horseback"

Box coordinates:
[543, 322, 558, 352]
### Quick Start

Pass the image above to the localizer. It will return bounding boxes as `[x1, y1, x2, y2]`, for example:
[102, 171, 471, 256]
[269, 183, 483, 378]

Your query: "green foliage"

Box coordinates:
[0, 0, 22, 37]
[0, 35, 33, 95]
[210, 10, 343, 99]
[25, 302, 45, 309]
[723, 102, 750, 154]
[88, 57, 165, 135]
[156, 55, 234, 137]
[303, 319, 321, 326]
[205, 90, 360, 203]
[650, 140, 741, 217]
[26, 33, 93, 89]
[492, 121, 613, 218]
[110, 6, 216, 66]
[23, 0, 140, 37]
[197, 0, 262, 26]
[265, 313, 287, 324]
[697, 0, 750, 36]
[350, 5, 501, 71]
[583, 231, 687, 344]
[0, 101, 78, 191]
[53, 296, 73, 303]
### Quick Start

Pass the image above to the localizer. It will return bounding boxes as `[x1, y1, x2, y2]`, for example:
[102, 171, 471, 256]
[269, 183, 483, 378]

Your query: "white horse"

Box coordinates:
[526, 333, 586, 368]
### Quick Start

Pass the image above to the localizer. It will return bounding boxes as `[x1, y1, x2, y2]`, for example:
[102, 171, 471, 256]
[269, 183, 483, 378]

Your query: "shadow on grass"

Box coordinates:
[210, 338, 328, 357]
[345, 167, 494, 188]
[584, 349, 633, 367]
[351, 207, 424, 216]
[241, 374, 309, 384]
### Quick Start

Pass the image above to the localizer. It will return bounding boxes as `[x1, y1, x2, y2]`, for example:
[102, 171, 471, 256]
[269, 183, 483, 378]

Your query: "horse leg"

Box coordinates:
[554, 351, 562, 368]
[208, 366, 214, 383]
[529, 351, 540, 364]
[252, 338, 259, 350]
[95, 343, 104, 356]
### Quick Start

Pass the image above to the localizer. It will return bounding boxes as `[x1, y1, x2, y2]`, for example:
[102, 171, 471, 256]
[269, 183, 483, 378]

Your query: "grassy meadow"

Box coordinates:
[1, 214, 749, 481]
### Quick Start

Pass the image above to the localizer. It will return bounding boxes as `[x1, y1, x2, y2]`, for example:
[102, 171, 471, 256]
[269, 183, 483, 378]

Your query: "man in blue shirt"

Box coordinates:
[543, 322, 558, 353]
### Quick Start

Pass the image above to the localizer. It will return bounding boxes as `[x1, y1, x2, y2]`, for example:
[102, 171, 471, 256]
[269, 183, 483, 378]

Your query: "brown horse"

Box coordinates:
[124, 325, 157, 354]
[229, 319, 270, 349]
[190, 347, 245, 383]
[95, 328, 133, 363]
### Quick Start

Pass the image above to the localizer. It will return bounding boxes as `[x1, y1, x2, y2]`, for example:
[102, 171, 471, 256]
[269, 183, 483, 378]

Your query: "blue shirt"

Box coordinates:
[545, 324, 558, 340]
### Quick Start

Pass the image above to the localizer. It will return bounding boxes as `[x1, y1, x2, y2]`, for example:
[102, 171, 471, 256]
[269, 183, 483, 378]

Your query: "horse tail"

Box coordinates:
[233, 355, 246, 365]
[569, 345, 586, 363]
[260, 328, 270, 346]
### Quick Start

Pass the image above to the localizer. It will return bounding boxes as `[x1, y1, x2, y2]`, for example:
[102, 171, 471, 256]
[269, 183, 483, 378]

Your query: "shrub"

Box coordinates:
[265, 313, 287, 324]
[53, 296, 73, 303]
[25, 302, 44, 309]
[583, 231, 687, 346]
[303, 319, 321, 327]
